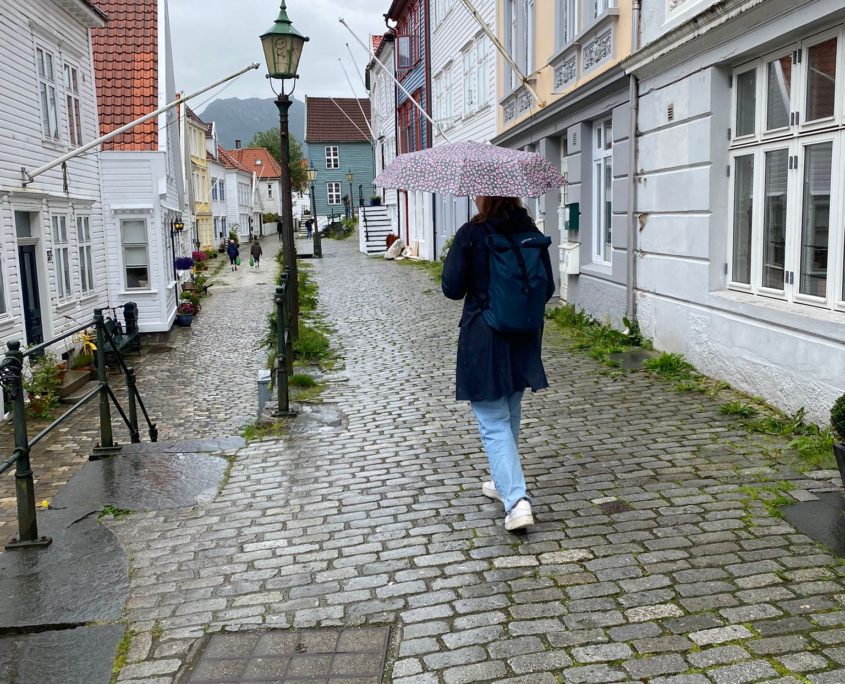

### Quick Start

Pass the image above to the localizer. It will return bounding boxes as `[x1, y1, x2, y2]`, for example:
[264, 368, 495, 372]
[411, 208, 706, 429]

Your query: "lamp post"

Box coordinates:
[261, 0, 308, 338]
[345, 169, 354, 220]
[170, 217, 185, 282]
[306, 166, 321, 258]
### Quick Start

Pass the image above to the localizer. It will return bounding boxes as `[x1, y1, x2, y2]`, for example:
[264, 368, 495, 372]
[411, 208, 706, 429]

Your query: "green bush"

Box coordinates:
[24, 354, 63, 418]
[720, 401, 758, 418]
[831, 393, 845, 442]
[290, 374, 317, 388]
[643, 352, 695, 379]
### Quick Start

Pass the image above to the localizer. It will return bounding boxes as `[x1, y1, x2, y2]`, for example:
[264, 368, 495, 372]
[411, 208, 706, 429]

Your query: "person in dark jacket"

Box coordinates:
[226, 239, 239, 271]
[250, 239, 263, 269]
[441, 196, 555, 531]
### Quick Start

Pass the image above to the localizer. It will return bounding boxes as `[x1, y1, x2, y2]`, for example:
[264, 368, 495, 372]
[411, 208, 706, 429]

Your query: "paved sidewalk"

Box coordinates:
[0, 237, 279, 541]
[111, 237, 845, 684]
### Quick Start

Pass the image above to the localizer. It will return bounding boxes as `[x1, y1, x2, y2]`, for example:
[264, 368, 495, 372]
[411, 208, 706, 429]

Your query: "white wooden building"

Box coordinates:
[0, 0, 110, 357]
[208, 150, 228, 245]
[217, 146, 256, 240]
[92, 0, 188, 333]
[430, 0, 497, 250]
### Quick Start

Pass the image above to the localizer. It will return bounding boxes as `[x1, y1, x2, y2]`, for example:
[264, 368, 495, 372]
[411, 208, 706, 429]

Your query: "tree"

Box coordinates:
[247, 129, 307, 193]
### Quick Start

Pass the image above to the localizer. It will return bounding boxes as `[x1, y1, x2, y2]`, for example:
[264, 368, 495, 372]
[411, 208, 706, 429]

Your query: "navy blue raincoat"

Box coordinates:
[441, 207, 555, 402]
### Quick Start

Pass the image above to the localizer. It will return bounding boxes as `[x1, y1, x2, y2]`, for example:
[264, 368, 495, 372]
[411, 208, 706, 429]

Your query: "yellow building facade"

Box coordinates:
[494, 0, 636, 329]
[186, 110, 213, 249]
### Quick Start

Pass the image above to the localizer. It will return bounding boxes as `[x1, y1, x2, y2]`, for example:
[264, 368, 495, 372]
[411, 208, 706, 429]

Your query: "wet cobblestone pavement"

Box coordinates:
[22, 236, 845, 683]
[0, 238, 280, 540]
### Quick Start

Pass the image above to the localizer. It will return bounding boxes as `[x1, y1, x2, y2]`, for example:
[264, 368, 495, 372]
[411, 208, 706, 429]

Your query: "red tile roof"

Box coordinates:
[305, 97, 372, 143]
[226, 148, 282, 179]
[217, 146, 250, 173]
[371, 35, 384, 55]
[91, 0, 158, 151]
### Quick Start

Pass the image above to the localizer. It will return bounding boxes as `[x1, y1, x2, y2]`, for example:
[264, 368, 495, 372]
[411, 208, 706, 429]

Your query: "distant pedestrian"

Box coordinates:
[305, 218, 313, 239]
[342, 195, 350, 219]
[250, 239, 263, 269]
[226, 239, 239, 271]
[276, 220, 283, 242]
[441, 196, 554, 532]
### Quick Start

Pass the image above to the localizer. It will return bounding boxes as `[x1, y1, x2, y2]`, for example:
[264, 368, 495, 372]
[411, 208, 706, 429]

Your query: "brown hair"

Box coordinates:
[470, 196, 524, 224]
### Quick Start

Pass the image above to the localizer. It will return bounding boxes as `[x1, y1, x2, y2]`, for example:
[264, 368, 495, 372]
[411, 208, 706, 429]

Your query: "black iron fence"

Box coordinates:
[273, 269, 295, 417]
[0, 308, 157, 550]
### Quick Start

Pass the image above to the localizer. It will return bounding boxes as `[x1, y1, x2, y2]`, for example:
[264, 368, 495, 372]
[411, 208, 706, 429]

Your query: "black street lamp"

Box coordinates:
[170, 217, 185, 282]
[261, 1, 309, 337]
[345, 169, 355, 220]
[306, 166, 321, 258]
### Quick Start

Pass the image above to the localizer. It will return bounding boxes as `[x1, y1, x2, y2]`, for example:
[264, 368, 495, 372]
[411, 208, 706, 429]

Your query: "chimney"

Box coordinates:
[235, 139, 241, 149]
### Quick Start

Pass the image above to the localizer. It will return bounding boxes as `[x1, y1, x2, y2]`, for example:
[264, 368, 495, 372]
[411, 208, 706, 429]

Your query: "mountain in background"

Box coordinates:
[200, 97, 306, 150]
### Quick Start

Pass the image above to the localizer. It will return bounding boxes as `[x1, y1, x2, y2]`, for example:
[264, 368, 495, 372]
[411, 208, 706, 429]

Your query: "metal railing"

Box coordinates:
[358, 184, 369, 243]
[273, 269, 296, 417]
[0, 308, 157, 550]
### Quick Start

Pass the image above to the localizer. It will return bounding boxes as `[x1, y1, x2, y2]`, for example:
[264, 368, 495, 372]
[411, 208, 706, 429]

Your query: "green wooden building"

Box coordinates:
[304, 97, 374, 220]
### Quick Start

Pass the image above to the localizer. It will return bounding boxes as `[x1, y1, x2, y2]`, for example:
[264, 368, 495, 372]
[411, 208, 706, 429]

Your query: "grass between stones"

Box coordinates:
[546, 303, 836, 471]
[98, 505, 134, 520]
[110, 627, 135, 684]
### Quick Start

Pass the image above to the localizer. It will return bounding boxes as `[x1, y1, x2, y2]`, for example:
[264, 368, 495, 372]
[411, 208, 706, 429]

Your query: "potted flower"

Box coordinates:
[831, 393, 845, 488]
[24, 354, 62, 418]
[369, 194, 382, 206]
[175, 302, 196, 327]
[175, 256, 194, 272]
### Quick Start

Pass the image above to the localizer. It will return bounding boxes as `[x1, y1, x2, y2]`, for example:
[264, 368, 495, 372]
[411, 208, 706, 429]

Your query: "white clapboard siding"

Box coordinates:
[0, 0, 108, 352]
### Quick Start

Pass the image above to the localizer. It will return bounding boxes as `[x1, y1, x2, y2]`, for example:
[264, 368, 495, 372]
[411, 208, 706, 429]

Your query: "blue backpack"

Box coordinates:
[482, 224, 552, 333]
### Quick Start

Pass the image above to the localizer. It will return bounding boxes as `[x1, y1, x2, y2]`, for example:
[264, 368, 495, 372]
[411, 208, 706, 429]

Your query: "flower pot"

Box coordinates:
[175, 313, 193, 327]
[834, 442, 845, 489]
[369, 198, 381, 206]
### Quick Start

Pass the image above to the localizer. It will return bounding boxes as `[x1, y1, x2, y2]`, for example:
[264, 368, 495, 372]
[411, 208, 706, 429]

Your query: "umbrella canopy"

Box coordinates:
[373, 141, 566, 198]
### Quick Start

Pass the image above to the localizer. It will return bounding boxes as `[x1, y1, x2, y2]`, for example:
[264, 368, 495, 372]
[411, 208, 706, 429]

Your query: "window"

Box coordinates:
[121, 219, 150, 289]
[267, 184, 273, 199]
[64, 64, 82, 146]
[218, 180, 225, 202]
[505, 0, 533, 91]
[435, 65, 453, 128]
[325, 146, 339, 169]
[327, 182, 341, 205]
[52, 215, 71, 299]
[727, 29, 845, 311]
[211, 179, 218, 201]
[592, 119, 612, 264]
[558, 0, 579, 47]
[221, 217, 227, 235]
[433, 0, 455, 26]
[507, 0, 518, 90]
[462, 36, 490, 117]
[36, 47, 59, 140]
[593, 0, 613, 18]
[397, 2, 419, 71]
[239, 182, 250, 205]
[77, 216, 94, 294]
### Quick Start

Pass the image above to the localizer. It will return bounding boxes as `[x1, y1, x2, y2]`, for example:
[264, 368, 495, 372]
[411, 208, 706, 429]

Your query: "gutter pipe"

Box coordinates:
[625, 0, 641, 325]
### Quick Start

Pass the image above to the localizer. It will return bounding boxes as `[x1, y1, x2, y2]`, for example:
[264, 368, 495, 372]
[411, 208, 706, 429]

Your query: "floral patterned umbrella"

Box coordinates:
[373, 141, 566, 198]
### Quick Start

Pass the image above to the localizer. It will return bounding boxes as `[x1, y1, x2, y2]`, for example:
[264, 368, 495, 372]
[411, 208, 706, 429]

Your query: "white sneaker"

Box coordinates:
[505, 499, 534, 531]
[482, 481, 502, 501]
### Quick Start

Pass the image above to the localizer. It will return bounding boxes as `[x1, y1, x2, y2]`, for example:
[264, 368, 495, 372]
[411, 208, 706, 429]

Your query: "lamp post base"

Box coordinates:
[5, 535, 52, 550]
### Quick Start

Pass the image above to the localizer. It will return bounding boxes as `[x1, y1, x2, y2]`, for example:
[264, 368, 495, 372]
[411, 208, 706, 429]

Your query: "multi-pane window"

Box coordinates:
[592, 119, 612, 264]
[462, 36, 490, 116]
[505, 0, 534, 91]
[77, 216, 94, 294]
[327, 182, 341, 205]
[218, 179, 225, 201]
[64, 64, 82, 146]
[267, 184, 273, 199]
[593, 0, 613, 18]
[397, 2, 419, 71]
[433, 0, 455, 26]
[52, 215, 71, 299]
[558, 0, 579, 47]
[211, 179, 218, 201]
[239, 182, 250, 205]
[507, 0, 518, 90]
[434, 66, 453, 128]
[325, 146, 339, 169]
[121, 219, 150, 289]
[37, 47, 59, 140]
[728, 28, 845, 311]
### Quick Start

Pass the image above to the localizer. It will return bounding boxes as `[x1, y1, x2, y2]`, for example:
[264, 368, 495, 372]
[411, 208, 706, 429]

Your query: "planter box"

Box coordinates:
[175, 314, 194, 327]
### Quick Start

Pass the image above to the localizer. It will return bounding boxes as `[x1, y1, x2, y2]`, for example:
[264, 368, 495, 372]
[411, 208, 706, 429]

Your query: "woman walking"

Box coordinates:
[441, 196, 554, 531]
[226, 239, 239, 271]
[250, 238, 263, 269]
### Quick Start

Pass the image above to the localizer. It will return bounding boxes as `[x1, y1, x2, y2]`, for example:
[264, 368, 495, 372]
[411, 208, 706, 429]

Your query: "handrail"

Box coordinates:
[0, 306, 158, 549]
[273, 271, 295, 417]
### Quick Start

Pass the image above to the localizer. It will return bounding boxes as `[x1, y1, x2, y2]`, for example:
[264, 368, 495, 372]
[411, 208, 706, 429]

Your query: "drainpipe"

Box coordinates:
[625, 0, 641, 326]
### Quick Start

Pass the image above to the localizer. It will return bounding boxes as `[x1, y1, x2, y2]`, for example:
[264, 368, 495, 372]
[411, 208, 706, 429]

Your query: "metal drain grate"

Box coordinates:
[183, 627, 391, 683]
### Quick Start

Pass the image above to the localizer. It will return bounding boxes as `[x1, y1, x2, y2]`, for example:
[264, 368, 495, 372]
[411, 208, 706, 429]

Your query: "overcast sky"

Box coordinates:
[169, 0, 388, 108]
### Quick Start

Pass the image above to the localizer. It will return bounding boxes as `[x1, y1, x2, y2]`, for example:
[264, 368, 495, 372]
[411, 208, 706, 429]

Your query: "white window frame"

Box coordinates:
[51, 215, 72, 300]
[36, 45, 60, 141]
[506, 0, 518, 91]
[218, 179, 225, 202]
[120, 218, 151, 291]
[476, 38, 489, 109]
[325, 146, 339, 169]
[592, 119, 613, 265]
[462, 46, 476, 116]
[558, 0, 579, 48]
[211, 178, 218, 201]
[64, 63, 82, 147]
[728, 27, 845, 313]
[327, 182, 341, 205]
[76, 215, 94, 295]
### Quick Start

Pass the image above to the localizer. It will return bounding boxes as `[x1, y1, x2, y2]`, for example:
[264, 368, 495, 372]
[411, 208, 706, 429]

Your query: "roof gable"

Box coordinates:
[91, 0, 158, 151]
[305, 97, 372, 143]
[226, 148, 282, 179]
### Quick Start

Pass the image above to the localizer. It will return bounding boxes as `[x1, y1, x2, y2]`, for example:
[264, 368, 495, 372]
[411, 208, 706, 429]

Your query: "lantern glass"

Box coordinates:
[306, 167, 317, 183]
[345, 171, 354, 183]
[174, 220, 185, 232]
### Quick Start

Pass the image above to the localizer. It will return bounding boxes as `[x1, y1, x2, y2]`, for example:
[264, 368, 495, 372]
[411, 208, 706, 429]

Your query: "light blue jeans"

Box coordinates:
[471, 391, 527, 513]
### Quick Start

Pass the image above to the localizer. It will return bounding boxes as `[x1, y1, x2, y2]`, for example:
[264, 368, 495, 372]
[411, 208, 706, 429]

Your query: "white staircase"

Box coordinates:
[359, 205, 394, 255]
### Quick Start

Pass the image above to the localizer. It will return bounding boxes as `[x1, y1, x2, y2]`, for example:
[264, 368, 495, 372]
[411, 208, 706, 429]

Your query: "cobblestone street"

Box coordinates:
[0, 237, 280, 540]
[101, 236, 845, 684]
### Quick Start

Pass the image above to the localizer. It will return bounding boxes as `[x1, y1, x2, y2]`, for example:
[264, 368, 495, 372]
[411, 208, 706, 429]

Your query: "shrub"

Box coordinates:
[831, 393, 845, 442]
[174, 256, 194, 271]
[177, 303, 196, 316]
[180, 291, 200, 308]
[24, 354, 62, 417]
[191, 250, 208, 262]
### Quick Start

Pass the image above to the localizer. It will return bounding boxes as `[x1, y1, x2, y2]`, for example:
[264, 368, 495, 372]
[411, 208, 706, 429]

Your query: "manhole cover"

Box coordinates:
[182, 627, 390, 683]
